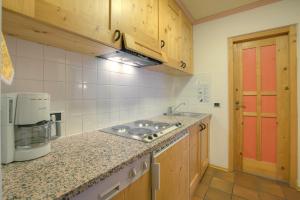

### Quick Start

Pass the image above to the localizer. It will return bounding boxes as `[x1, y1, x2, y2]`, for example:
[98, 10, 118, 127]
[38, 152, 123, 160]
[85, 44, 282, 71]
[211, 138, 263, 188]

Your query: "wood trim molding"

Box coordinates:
[228, 25, 298, 188]
[209, 164, 229, 172]
[176, 0, 281, 25]
[175, 0, 194, 23]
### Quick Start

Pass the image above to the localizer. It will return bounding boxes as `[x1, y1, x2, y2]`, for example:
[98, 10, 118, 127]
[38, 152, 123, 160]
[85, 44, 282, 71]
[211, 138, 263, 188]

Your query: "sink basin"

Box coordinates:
[170, 112, 206, 118]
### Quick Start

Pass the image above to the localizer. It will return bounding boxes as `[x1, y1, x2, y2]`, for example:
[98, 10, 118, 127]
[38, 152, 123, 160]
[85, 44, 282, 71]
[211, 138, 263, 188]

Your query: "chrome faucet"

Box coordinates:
[167, 102, 186, 115]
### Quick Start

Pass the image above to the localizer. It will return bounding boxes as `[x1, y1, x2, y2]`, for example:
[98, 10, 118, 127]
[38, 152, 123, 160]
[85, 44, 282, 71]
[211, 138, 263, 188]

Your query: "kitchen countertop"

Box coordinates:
[2, 114, 211, 200]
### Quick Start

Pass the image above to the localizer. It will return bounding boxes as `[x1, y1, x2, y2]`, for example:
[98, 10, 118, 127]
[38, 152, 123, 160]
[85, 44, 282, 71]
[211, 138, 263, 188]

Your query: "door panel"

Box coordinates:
[261, 117, 277, 163]
[235, 35, 290, 181]
[243, 116, 257, 159]
[261, 45, 276, 91]
[242, 48, 256, 91]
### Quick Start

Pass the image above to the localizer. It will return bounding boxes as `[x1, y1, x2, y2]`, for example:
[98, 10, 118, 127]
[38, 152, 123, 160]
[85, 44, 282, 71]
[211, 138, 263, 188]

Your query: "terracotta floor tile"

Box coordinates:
[232, 195, 247, 200]
[281, 185, 300, 200]
[210, 177, 233, 194]
[214, 170, 235, 183]
[201, 173, 213, 185]
[194, 183, 209, 199]
[204, 188, 231, 200]
[205, 167, 218, 176]
[233, 185, 259, 200]
[257, 179, 285, 198]
[234, 172, 259, 190]
[192, 196, 202, 200]
[258, 192, 284, 200]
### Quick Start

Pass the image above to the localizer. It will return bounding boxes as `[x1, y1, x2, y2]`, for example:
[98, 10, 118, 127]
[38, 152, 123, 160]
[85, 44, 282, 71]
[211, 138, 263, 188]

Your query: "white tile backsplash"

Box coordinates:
[44, 46, 66, 63]
[66, 65, 83, 83]
[16, 57, 44, 80]
[66, 51, 83, 67]
[44, 81, 66, 101]
[17, 38, 43, 59]
[3, 36, 175, 136]
[5, 35, 17, 56]
[44, 61, 66, 82]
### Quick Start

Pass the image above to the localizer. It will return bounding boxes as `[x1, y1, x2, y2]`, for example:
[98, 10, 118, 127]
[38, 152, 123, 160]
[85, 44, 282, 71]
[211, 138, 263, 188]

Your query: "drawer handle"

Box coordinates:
[113, 30, 121, 42]
[98, 183, 120, 200]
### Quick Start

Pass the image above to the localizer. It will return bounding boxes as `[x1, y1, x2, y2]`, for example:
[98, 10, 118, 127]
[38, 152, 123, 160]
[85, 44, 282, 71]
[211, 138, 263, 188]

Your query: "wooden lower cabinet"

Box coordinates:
[154, 136, 190, 200]
[111, 191, 125, 200]
[111, 171, 151, 200]
[200, 119, 210, 178]
[189, 123, 201, 197]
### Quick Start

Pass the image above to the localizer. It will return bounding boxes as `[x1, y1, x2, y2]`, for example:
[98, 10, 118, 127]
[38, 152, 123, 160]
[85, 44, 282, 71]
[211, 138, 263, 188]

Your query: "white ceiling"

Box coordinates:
[178, 0, 280, 23]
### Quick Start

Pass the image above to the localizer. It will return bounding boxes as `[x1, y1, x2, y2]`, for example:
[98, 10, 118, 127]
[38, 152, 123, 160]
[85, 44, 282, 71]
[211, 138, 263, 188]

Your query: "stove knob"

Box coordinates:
[148, 135, 153, 140]
[129, 168, 137, 178]
[176, 122, 182, 127]
[142, 161, 148, 170]
[153, 133, 158, 137]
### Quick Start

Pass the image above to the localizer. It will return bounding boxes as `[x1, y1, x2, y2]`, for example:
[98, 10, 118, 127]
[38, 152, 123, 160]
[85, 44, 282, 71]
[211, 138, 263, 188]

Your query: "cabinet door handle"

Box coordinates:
[161, 40, 165, 48]
[180, 61, 184, 68]
[183, 62, 187, 69]
[199, 124, 204, 131]
[152, 162, 160, 190]
[113, 30, 121, 42]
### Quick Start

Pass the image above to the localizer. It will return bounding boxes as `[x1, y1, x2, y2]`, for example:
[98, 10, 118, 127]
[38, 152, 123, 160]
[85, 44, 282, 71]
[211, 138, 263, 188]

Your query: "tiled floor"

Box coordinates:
[192, 167, 300, 200]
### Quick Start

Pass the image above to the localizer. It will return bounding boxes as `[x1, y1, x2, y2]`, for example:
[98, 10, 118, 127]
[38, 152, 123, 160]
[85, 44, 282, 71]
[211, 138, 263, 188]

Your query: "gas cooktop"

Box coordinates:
[101, 120, 182, 142]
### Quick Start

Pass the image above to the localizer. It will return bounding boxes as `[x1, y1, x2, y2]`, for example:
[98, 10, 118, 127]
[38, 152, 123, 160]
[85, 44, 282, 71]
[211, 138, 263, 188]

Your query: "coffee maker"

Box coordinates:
[1, 93, 51, 164]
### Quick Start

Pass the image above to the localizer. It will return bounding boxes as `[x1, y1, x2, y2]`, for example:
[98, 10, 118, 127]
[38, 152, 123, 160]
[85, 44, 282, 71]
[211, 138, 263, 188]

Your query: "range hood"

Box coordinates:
[98, 33, 166, 67]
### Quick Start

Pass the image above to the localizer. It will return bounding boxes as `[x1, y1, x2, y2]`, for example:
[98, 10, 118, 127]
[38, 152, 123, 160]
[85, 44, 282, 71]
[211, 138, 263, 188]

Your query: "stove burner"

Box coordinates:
[129, 128, 153, 136]
[111, 125, 130, 133]
[152, 122, 170, 130]
[134, 120, 153, 127]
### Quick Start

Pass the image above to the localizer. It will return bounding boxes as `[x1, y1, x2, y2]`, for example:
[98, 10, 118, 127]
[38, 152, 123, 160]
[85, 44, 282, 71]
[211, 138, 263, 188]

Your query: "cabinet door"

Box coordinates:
[3, 0, 35, 17]
[155, 136, 189, 200]
[189, 123, 201, 196]
[111, 0, 160, 52]
[159, 0, 182, 68]
[200, 123, 209, 177]
[124, 171, 151, 200]
[181, 15, 193, 74]
[34, 0, 120, 49]
[112, 190, 125, 200]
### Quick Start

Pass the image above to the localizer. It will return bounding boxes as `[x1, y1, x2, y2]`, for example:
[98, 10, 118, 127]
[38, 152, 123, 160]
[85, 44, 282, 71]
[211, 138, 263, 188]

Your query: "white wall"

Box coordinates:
[2, 36, 175, 136]
[174, 0, 300, 185]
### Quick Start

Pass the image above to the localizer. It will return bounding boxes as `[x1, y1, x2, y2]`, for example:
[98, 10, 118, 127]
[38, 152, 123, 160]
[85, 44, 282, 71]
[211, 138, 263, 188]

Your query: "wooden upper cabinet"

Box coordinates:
[111, 0, 166, 61]
[159, 0, 182, 69]
[34, 0, 120, 49]
[181, 15, 193, 74]
[3, 0, 35, 17]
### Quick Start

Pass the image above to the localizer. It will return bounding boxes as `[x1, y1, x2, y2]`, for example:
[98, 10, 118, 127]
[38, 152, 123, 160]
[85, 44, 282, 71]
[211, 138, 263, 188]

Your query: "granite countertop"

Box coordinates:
[2, 114, 211, 200]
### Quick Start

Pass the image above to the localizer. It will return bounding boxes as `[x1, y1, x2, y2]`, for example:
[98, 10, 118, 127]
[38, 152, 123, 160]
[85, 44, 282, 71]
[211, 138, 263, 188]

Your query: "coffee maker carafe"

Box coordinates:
[1, 93, 51, 164]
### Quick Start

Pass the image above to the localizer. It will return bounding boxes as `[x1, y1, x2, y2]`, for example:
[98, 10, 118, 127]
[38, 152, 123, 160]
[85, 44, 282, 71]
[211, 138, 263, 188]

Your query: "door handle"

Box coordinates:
[235, 101, 245, 110]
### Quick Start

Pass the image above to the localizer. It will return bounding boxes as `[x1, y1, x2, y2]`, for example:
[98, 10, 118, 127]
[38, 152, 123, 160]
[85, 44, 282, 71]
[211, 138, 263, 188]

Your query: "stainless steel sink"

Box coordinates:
[170, 112, 206, 118]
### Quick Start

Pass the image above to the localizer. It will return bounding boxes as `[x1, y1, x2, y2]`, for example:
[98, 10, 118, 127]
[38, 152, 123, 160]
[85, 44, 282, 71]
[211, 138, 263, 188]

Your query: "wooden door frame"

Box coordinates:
[228, 25, 298, 187]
